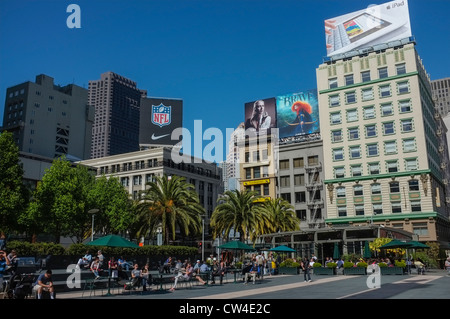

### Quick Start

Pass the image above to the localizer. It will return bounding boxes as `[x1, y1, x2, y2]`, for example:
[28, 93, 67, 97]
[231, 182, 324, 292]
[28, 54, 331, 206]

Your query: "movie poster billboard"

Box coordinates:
[139, 97, 183, 147]
[244, 97, 277, 135]
[325, 0, 411, 57]
[276, 90, 319, 139]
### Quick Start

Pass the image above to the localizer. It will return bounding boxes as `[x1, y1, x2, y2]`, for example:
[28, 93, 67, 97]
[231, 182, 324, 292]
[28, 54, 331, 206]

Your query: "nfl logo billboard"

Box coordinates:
[152, 103, 171, 127]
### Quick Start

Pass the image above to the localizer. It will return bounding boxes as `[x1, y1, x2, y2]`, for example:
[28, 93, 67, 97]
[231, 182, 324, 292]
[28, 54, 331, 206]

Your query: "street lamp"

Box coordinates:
[202, 215, 205, 262]
[88, 209, 99, 242]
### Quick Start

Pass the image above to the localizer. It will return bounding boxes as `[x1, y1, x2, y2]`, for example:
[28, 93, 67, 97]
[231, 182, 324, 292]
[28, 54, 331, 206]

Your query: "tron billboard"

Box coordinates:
[276, 90, 319, 139]
[325, 0, 411, 57]
[139, 97, 183, 147]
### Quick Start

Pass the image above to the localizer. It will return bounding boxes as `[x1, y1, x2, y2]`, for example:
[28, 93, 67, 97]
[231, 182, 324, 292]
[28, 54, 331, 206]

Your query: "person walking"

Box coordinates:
[301, 257, 312, 282]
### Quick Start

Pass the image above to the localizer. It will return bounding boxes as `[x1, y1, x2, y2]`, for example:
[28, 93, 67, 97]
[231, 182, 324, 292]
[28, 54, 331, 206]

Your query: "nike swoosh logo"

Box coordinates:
[151, 133, 170, 140]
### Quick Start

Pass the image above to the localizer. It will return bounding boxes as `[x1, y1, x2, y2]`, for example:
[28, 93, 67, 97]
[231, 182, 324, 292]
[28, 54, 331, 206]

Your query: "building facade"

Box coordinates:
[89, 71, 146, 159]
[317, 42, 450, 248]
[432, 77, 450, 116]
[226, 122, 245, 191]
[1, 74, 93, 160]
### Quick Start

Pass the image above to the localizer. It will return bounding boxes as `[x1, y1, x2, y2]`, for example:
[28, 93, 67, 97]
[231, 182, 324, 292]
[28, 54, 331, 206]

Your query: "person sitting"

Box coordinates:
[76, 250, 92, 269]
[130, 263, 142, 289]
[169, 262, 197, 291]
[117, 256, 132, 271]
[33, 269, 55, 299]
[244, 262, 260, 285]
[90, 257, 102, 279]
[211, 259, 226, 285]
[163, 257, 173, 274]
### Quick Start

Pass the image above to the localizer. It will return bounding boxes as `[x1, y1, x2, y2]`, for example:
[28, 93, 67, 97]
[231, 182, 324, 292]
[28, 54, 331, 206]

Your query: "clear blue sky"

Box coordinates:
[1, 0, 449, 162]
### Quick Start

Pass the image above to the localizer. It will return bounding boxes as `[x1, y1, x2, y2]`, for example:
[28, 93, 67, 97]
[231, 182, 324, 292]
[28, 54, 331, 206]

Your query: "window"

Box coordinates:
[294, 174, 305, 186]
[409, 180, 419, 191]
[308, 156, 319, 166]
[348, 127, 359, 140]
[363, 106, 375, 119]
[280, 176, 290, 187]
[332, 130, 343, 142]
[401, 119, 413, 132]
[367, 143, 379, 156]
[397, 81, 410, 94]
[281, 193, 291, 202]
[346, 109, 358, 122]
[245, 152, 250, 162]
[396, 63, 406, 75]
[338, 206, 347, 217]
[369, 162, 380, 175]
[373, 203, 383, 215]
[354, 185, 363, 196]
[330, 112, 342, 124]
[345, 74, 354, 86]
[295, 192, 306, 203]
[333, 148, 344, 161]
[293, 158, 304, 168]
[411, 200, 422, 212]
[246, 168, 252, 179]
[345, 91, 356, 104]
[279, 160, 289, 170]
[329, 78, 338, 89]
[387, 160, 398, 173]
[405, 158, 418, 171]
[381, 103, 393, 116]
[379, 84, 391, 98]
[383, 122, 395, 135]
[390, 182, 400, 193]
[384, 141, 397, 154]
[392, 202, 402, 213]
[253, 167, 261, 178]
[261, 149, 268, 160]
[378, 67, 388, 79]
[413, 223, 428, 236]
[351, 165, 362, 177]
[403, 138, 416, 152]
[262, 166, 269, 177]
[329, 94, 340, 107]
[336, 187, 346, 197]
[355, 204, 365, 216]
[399, 100, 412, 113]
[361, 71, 371, 82]
[350, 146, 361, 159]
[371, 183, 381, 194]
[334, 167, 345, 178]
[362, 88, 374, 101]
[365, 124, 377, 138]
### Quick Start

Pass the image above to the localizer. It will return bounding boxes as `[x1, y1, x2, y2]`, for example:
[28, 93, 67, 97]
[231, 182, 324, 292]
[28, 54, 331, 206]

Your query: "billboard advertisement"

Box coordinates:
[325, 0, 411, 57]
[244, 97, 277, 134]
[276, 90, 319, 139]
[139, 97, 183, 147]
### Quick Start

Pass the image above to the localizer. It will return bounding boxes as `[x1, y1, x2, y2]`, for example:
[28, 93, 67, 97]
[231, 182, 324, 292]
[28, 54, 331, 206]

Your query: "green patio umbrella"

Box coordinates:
[268, 245, 296, 252]
[363, 241, 372, 258]
[86, 234, 139, 248]
[218, 240, 255, 251]
[407, 241, 430, 249]
[379, 239, 412, 249]
[333, 242, 340, 260]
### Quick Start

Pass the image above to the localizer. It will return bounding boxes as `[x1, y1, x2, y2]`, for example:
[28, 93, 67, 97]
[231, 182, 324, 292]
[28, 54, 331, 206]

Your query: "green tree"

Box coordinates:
[260, 197, 300, 233]
[0, 131, 29, 234]
[210, 189, 267, 243]
[137, 175, 204, 244]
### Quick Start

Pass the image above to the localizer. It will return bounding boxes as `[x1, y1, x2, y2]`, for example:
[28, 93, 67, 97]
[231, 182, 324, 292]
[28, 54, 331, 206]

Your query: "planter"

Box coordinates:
[278, 267, 298, 275]
[344, 267, 367, 275]
[313, 267, 336, 275]
[380, 266, 404, 275]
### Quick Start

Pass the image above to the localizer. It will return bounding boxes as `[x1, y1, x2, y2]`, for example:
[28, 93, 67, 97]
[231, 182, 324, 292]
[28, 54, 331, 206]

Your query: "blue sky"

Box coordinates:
[1, 0, 449, 162]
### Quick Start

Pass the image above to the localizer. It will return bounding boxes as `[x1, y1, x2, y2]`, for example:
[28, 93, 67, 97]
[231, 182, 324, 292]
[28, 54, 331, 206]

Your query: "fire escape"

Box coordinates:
[305, 163, 324, 229]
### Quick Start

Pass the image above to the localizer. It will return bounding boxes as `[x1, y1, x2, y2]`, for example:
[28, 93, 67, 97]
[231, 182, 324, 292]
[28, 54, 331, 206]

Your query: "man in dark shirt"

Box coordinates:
[34, 269, 54, 299]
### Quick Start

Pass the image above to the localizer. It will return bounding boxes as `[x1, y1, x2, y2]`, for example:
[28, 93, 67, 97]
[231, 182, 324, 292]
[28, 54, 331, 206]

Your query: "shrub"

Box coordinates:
[343, 261, 354, 268]
[327, 262, 337, 268]
[279, 258, 300, 268]
[313, 262, 322, 268]
[357, 262, 368, 268]
[395, 260, 406, 268]
[378, 262, 388, 267]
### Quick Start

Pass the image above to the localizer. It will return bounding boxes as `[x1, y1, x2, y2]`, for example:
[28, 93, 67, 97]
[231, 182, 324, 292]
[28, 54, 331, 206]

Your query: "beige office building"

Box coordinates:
[317, 42, 450, 248]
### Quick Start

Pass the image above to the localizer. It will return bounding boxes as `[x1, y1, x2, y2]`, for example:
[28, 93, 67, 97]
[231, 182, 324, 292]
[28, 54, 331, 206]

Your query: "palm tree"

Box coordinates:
[210, 189, 270, 243]
[137, 174, 204, 244]
[260, 197, 300, 233]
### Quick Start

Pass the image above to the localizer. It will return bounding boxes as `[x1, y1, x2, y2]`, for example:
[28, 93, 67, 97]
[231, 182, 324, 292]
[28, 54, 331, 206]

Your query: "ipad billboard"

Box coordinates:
[276, 90, 319, 139]
[325, 0, 411, 57]
[139, 97, 183, 147]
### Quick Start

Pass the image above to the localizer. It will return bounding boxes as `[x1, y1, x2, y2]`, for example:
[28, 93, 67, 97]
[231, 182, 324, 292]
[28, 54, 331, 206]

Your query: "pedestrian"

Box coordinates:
[301, 257, 311, 282]
[445, 257, 450, 276]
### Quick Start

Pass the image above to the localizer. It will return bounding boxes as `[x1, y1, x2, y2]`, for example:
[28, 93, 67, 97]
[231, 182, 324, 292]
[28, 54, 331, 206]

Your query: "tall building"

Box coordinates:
[1, 74, 93, 160]
[431, 77, 450, 116]
[89, 71, 146, 159]
[226, 122, 245, 191]
[317, 42, 450, 248]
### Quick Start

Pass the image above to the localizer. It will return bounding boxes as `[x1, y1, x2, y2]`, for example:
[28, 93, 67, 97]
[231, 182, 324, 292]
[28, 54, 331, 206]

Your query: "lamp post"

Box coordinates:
[88, 209, 99, 242]
[202, 215, 205, 262]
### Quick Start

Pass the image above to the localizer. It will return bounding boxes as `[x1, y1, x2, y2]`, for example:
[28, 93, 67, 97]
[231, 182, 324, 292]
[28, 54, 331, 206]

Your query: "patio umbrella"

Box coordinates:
[407, 241, 430, 249]
[218, 241, 255, 251]
[333, 242, 340, 260]
[379, 239, 412, 249]
[268, 245, 296, 252]
[86, 234, 139, 248]
[363, 241, 372, 258]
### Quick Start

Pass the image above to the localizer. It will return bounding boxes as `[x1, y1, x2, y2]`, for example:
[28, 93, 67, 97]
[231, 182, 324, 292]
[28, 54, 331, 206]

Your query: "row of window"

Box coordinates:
[280, 172, 320, 187]
[333, 138, 417, 161]
[279, 155, 319, 170]
[336, 180, 419, 197]
[333, 158, 418, 178]
[245, 166, 269, 179]
[329, 100, 412, 125]
[336, 200, 421, 217]
[331, 119, 414, 141]
[328, 63, 407, 89]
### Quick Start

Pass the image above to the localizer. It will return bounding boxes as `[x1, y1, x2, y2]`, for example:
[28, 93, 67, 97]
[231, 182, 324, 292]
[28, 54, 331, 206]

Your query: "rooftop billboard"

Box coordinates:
[139, 97, 183, 147]
[325, 0, 411, 57]
[276, 90, 319, 139]
[244, 97, 277, 135]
